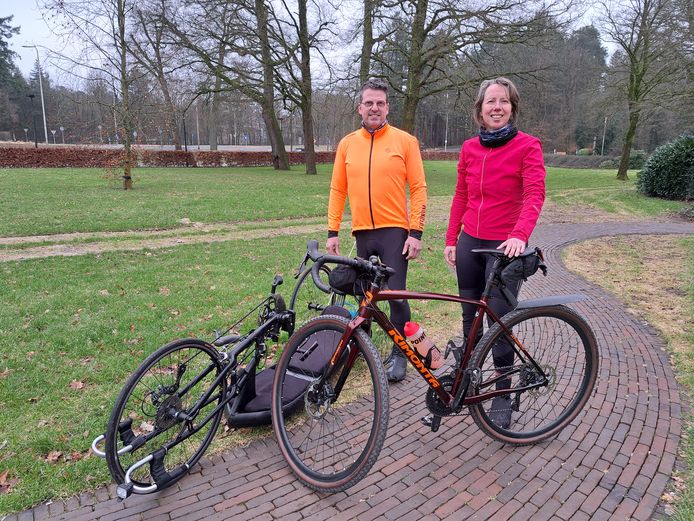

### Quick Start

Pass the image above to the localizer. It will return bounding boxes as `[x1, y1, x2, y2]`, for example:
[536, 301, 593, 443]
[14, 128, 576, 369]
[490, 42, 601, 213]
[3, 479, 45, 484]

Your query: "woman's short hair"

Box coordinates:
[473, 77, 520, 127]
[359, 78, 389, 103]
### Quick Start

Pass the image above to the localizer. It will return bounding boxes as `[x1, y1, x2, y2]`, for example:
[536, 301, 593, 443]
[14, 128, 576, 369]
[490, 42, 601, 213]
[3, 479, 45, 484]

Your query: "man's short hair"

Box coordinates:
[359, 78, 389, 103]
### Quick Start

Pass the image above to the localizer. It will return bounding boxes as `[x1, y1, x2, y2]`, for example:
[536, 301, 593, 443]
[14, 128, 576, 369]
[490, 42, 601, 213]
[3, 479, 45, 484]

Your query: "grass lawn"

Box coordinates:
[0, 162, 690, 514]
[0, 163, 682, 238]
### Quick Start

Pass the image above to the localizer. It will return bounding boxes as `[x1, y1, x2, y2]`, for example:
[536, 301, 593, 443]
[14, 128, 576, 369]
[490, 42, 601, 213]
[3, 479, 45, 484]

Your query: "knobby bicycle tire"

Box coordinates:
[105, 338, 226, 488]
[290, 265, 344, 327]
[271, 315, 389, 492]
[468, 305, 598, 445]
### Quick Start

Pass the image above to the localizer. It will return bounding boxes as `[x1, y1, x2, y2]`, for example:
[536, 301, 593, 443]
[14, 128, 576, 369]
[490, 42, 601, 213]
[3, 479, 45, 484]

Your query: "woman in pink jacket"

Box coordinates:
[444, 77, 546, 428]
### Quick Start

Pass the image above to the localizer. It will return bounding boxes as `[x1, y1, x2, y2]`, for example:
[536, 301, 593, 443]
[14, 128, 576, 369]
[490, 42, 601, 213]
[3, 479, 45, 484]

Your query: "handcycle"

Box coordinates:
[90, 275, 326, 500]
[271, 240, 599, 493]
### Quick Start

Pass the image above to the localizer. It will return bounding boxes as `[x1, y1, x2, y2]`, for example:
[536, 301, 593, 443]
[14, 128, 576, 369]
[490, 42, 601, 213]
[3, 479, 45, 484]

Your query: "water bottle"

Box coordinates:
[404, 321, 443, 369]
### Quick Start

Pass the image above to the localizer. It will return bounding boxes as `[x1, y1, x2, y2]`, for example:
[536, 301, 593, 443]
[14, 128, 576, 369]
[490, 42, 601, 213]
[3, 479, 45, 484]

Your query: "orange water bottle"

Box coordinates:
[404, 321, 443, 369]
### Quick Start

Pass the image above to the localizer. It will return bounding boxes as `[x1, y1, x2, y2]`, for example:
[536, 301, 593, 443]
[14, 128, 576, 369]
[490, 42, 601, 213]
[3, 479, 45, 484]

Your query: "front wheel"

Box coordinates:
[469, 305, 598, 444]
[271, 315, 389, 492]
[289, 266, 347, 328]
[105, 338, 226, 489]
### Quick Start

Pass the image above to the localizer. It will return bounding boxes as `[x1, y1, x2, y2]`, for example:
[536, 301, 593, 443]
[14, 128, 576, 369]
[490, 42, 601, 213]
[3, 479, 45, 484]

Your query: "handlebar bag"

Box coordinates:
[328, 265, 359, 295]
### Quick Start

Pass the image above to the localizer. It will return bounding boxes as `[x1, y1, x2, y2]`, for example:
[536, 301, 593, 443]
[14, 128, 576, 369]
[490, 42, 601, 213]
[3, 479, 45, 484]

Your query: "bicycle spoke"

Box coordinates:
[469, 306, 598, 444]
[272, 316, 389, 492]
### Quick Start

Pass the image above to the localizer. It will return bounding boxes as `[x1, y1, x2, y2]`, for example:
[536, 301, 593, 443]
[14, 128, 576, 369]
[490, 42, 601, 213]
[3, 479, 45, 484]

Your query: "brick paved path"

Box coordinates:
[9, 220, 693, 521]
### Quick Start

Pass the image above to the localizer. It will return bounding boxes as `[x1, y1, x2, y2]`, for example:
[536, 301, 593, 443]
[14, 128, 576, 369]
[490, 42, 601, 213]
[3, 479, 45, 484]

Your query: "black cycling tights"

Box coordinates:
[455, 232, 522, 374]
[355, 227, 410, 337]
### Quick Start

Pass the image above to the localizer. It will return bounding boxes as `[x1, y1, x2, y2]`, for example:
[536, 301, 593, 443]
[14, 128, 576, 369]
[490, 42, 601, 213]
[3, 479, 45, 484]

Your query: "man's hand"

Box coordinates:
[498, 237, 526, 257]
[326, 236, 340, 255]
[402, 236, 422, 260]
[443, 245, 456, 267]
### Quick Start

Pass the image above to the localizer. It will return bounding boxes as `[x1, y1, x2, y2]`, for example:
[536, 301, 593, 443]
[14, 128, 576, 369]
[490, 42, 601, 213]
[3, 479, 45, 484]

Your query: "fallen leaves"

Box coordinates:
[0, 470, 19, 495]
[69, 380, 85, 390]
[46, 451, 62, 463]
[0, 368, 10, 379]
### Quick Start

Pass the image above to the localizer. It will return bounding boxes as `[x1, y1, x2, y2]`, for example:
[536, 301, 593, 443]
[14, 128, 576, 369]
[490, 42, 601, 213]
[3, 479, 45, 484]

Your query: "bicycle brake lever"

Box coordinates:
[272, 275, 283, 293]
[295, 252, 310, 278]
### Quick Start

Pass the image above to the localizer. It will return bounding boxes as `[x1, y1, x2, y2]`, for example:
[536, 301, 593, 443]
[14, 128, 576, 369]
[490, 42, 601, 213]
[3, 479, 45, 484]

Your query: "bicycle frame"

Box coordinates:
[324, 286, 550, 414]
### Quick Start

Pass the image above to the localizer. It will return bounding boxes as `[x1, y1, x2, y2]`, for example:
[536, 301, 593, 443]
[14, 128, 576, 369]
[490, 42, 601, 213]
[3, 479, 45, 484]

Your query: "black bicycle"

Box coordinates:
[91, 275, 316, 500]
[271, 240, 599, 492]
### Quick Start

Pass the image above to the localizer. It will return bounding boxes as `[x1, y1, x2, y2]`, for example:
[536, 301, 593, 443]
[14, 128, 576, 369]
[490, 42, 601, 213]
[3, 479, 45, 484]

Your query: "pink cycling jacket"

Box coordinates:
[445, 131, 546, 246]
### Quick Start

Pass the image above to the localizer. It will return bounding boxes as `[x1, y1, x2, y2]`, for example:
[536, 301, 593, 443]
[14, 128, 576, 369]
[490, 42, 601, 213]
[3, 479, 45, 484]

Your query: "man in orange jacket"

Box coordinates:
[326, 78, 427, 382]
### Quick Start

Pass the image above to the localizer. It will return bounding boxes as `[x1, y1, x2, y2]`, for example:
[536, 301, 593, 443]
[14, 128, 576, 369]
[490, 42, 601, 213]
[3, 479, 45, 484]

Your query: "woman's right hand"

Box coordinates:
[444, 245, 456, 267]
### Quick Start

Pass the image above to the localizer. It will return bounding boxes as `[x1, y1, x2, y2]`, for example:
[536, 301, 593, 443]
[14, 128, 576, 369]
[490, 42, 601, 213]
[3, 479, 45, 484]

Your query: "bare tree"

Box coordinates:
[44, 0, 138, 189]
[128, 4, 184, 150]
[598, 0, 690, 180]
[367, 0, 573, 134]
[163, 0, 290, 169]
[272, 0, 334, 175]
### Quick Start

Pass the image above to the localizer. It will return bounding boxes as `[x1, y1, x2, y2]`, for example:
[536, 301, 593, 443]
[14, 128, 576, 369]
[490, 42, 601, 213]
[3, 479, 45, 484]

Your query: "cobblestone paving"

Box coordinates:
[8, 220, 693, 521]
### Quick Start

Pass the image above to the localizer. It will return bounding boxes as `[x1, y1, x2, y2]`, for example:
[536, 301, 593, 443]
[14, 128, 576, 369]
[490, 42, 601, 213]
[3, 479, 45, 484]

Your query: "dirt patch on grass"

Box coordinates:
[0, 197, 662, 262]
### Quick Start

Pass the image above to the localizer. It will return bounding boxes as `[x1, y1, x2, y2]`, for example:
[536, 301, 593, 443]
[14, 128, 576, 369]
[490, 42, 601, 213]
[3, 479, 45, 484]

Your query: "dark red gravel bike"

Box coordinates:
[271, 240, 599, 493]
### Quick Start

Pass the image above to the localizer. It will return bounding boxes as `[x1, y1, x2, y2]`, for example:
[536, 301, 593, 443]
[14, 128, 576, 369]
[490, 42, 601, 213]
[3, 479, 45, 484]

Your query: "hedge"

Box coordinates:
[0, 145, 617, 169]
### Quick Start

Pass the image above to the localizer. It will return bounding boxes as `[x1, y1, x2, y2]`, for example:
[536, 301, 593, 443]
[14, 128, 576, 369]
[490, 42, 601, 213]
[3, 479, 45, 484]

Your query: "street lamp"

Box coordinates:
[22, 45, 48, 144]
[600, 116, 608, 156]
[50, 129, 56, 144]
[26, 93, 38, 148]
[23, 128, 28, 142]
[98, 124, 103, 144]
[60, 126, 64, 144]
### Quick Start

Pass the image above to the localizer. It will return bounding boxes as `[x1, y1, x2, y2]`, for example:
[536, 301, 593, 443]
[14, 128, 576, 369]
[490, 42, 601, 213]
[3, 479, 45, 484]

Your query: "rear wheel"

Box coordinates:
[469, 305, 598, 444]
[271, 315, 389, 492]
[105, 339, 225, 489]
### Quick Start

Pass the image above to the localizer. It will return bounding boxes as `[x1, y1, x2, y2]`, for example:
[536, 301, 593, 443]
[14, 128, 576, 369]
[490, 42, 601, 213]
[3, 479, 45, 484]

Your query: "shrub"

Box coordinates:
[599, 159, 617, 169]
[576, 148, 592, 156]
[628, 149, 649, 169]
[636, 133, 694, 200]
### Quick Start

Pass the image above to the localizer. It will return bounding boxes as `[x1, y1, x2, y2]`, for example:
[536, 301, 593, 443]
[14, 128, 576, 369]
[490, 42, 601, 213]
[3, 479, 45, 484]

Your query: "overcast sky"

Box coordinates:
[5, 1, 613, 83]
[4, 1, 58, 78]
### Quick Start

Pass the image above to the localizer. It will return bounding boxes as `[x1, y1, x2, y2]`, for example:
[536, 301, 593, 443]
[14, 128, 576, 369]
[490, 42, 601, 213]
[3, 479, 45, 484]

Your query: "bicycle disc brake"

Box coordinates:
[304, 380, 335, 419]
[521, 363, 555, 397]
[425, 375, 456, 416]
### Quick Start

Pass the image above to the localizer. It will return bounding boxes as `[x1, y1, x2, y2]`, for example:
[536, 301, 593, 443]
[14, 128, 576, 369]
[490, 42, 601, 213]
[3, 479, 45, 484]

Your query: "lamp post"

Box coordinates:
[98, 124, 103, 144]
[26, 93, 38, 148]
[600, 116, 608, 156]
[50, 129, 56, 144]
[22, 45, 48, 144]
[60, 126, 64, 144]
[444, 92, 449, 151]
[195, 102, 201, 150]
[23, 128, 28, 142]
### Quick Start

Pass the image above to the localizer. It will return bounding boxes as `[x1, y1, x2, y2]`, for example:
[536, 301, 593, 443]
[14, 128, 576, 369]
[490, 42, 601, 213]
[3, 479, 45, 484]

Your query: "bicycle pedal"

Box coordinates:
[430, 415, 442, 432]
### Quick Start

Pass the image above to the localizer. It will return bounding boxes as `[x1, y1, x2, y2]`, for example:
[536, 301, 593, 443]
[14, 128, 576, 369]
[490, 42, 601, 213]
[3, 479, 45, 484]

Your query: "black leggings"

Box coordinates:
[455, 231, 522, 373]
[355, 227, 410, 337]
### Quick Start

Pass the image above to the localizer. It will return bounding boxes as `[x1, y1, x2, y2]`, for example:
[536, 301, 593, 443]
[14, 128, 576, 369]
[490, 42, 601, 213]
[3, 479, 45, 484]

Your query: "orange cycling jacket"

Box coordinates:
[328, 123, 427, 238]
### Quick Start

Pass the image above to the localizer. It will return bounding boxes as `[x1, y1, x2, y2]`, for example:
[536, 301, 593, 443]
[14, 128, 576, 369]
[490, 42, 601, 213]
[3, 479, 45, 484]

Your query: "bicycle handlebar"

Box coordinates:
[305, 240, 394, 293]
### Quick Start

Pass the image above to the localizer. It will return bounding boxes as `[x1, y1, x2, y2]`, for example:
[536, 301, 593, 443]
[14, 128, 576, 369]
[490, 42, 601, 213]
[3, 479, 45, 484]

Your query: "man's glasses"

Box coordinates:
[361, 101, 387, 109]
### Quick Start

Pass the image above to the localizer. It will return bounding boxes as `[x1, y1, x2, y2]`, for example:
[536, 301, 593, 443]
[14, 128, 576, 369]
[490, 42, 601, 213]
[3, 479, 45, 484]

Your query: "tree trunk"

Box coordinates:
[359, 0, 375, 85]
[298, 0, 316, 175]
[617, 109, 640, 181]
[401, 0, 427, 134]
[208, 97, 218, 150]
[209, 43, 225, 151]
[256, 0, 289, 169]
[117, 0, 134, 189]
